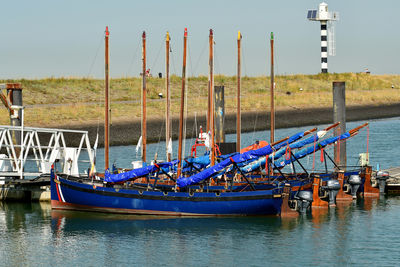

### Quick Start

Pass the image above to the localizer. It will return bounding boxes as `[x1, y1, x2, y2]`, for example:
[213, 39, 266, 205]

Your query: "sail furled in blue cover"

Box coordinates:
[177, 145, 273, 188]
[227, 130, 308, 172]
[180, 155, 210, 172]
[104, 154, 212, 183]
[275, 132, 351, 167]
[105, 161, 175, 183]
[241, 133, 321, 173]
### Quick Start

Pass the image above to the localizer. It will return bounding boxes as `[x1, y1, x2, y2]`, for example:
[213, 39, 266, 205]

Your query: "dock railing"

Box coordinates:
[0, 125, 95, 179]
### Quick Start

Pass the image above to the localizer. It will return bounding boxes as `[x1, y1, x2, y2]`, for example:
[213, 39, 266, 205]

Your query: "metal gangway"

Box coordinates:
[0, 125, 95, 180]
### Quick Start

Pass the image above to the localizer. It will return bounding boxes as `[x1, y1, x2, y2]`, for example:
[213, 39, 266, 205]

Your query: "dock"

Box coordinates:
[383, 167, 400, 194]
[0, 122, 95, 202]
[0, 176, 50, 201]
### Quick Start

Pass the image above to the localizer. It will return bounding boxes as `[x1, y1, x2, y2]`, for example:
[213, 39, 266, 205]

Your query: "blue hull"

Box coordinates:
[51, 175, 283, 216]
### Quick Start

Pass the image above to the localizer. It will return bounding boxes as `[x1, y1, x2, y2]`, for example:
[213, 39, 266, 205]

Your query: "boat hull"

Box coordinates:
[51, 175, 283, 216]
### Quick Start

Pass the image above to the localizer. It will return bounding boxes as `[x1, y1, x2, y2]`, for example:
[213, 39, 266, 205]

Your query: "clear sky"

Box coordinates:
[1, 0, 399, 78]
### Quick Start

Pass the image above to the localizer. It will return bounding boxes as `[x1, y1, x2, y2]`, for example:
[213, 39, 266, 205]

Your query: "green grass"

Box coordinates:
[1, 73, 399, 127]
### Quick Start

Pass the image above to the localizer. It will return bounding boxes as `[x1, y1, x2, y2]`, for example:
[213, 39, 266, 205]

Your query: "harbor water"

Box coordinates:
[1, 117, 400, 266]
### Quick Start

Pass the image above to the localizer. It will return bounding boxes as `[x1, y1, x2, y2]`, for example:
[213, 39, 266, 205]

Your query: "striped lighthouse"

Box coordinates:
[307, 2, 338, 73]
[320, 20, 328, 73]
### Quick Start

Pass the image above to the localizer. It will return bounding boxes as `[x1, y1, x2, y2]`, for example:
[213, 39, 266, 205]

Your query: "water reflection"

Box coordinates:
[0, 195, 399, 266]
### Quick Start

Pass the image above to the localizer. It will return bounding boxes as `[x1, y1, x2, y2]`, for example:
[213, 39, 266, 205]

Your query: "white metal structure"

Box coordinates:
[307, 2, 339, 73]
[0, 125, 95, 179]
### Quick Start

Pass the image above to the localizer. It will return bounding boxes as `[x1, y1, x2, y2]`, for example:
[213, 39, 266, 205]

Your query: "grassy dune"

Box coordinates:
[1, 73, 399, 127]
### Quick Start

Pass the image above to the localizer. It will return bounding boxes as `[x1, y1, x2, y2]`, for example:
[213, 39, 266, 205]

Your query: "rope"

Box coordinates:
[182, 42, 189, 159]
[241, 40, 248, 76]
[312, 134, 317, 170]
[87, 34, 104, 78]
[192, 112, 198, 140]
[154, 116, 165, 160]
[170, 43, 177, 75]
[336, 127, 341, 163]
[214, 43, 222, 76]
[284, 146, 291, 160]
[320, 147, 324, 163]
[188, 41, 194, 77]
[251, 111, 259, 143]
[150, 40, 164, 73]
[127, 39, 141, 77]
[85, 32, 104, 138]
[366, 125, 370, 162]
[274, 37, 279, 76]
[192, 38, 208, 76]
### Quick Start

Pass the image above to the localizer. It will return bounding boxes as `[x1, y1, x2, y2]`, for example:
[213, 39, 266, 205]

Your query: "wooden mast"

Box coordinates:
[165, 32, 171, 162]
[209, 29, 215, 166]
[104, 26, 110, 170]
[177, 28, 188, 178]
[236, 31, 242, 152]
[141, 31, 147, 163]
[270, 32, 275, 144]
[206, 36, 211, 134]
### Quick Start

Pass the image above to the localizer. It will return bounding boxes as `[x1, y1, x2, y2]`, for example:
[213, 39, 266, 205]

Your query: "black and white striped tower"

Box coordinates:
[307, 2, 338, 73]
[320, 20, 328, 73]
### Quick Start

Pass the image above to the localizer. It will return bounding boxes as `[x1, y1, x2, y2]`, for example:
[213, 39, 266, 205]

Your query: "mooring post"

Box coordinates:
[7, 83, 23, 145]
[214, 85, 225, 143]
[333, 81, 346, 169]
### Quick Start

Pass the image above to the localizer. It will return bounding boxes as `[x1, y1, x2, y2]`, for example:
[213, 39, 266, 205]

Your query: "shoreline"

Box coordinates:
[55, 103, 400, 147]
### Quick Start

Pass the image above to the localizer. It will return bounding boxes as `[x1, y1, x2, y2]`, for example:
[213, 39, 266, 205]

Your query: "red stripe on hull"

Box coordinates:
[50, 200, 249, 217]
[55, 183, 62, 202]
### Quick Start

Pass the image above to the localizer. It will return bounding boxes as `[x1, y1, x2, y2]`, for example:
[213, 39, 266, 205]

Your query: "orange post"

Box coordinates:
[363, 166, 379, 197]
[280, 185, 298, 218]
[336, 171, 353, 201]
[311, 176, 328, 208]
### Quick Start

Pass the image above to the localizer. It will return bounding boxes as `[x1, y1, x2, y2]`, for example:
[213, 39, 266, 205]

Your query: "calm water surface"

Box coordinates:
[1, 117, 400, 266]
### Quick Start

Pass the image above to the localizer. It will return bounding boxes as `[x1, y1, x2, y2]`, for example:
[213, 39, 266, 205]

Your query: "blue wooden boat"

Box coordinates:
[51, 170, 284, 216]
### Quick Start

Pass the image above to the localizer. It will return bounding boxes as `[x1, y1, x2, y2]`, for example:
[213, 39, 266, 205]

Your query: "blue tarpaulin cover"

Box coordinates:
[241, 133, 321, 173]
[178, 130, 310, 186]
[104, 154, 213, 183]
[275, 132, 351, 167]
[104, 162, 175, 183]
[177, 145, 274, 188]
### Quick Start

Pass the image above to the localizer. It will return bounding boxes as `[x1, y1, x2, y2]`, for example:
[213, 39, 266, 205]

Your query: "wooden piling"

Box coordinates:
[333, 81, 346, 168]
[6, 83, 23, 146]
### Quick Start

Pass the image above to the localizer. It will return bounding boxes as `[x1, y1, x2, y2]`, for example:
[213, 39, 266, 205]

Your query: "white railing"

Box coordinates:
[0, 125, 95, 179]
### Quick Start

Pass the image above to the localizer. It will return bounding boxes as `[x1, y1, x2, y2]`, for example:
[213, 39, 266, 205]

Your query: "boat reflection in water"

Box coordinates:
[51, 209, 284, 236]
